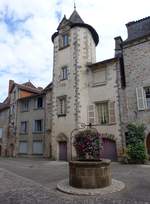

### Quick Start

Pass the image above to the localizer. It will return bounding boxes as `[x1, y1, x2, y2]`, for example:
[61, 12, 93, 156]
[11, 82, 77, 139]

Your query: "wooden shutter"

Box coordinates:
[136, 87, 146, 110]
[19, 142, 27, 154]
[88, 104, 95, 124]
[108, 101, 116, 124]
[33, 142, 43, 154]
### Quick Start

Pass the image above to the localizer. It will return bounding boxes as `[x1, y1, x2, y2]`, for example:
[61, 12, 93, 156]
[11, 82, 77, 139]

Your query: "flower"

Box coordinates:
[73, 129, 102, 160]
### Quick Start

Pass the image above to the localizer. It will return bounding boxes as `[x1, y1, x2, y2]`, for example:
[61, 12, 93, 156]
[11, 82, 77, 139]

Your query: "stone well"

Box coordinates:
[69, 159, 111, 189]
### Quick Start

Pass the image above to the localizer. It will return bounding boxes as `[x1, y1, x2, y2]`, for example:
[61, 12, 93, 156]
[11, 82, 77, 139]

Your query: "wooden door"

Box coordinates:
[59, 141, 67, 161]
[101, 138, 117, 161]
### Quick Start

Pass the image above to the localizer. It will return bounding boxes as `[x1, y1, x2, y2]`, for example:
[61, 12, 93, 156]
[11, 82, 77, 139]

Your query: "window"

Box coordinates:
[33, 141, 43, 154]
[20, 100, 29, 112]
[13, 91, 16, 101]
[136, 87, 150, 110]
[63, 34, 69, 47]
[59, 33, 69, 49]
[62, 66, 68, 80]
[33, 120, 43, 132]
[0, 128, 2, 138]
[20, 121, 28, 134]
[57, 96, 67, 116]
[35, 97, 43, 109]
[19, 142, 28, 154]
[145, 87, 150, 109]
[92, 68, 107, 86]
[96, 102, 109, 124]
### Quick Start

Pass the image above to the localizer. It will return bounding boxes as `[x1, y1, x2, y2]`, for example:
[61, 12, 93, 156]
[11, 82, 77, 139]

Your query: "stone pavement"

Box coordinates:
[0, 158, 150, 204]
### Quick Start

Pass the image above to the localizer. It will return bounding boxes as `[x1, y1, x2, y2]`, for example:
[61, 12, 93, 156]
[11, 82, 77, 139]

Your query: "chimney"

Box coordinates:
[114, 36, 123, 57]
[8, 80, 14, 94]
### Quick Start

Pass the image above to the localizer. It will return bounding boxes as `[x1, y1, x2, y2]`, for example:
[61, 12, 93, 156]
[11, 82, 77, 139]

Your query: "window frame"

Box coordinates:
[57, 96, 67, 117]
[34, 97, 44, 109]
[32, 141, 43, 155]
[144, 87, 150, 109]
[20, 100, 29, 112]
[59, 33, 69, 49]
[19, 141, 28, 154]
[20, 121, 28, 134]
[33, 119, 43, 133]
[96, 101, 109, 125]
[0, 128, 3, 138]
[61, 66, 68, 80]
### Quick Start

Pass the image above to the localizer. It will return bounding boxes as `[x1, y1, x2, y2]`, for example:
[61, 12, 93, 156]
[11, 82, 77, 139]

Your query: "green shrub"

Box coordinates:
[127, 142, 147, 162]
[126, 123, 145, 145]
[126, 123, 147, 163]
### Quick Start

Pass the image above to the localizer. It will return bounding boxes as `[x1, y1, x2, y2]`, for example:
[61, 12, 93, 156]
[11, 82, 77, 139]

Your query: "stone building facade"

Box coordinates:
[0, 103, 9, 156]
[115, 17, 150, 155]
[0, 9, 150, 160]
[50, 9, 122, 161]
[5, 80, 52, 157]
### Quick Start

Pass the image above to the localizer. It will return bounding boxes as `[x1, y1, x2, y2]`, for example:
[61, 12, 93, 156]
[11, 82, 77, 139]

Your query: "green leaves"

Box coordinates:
[126, 123, 147, 163]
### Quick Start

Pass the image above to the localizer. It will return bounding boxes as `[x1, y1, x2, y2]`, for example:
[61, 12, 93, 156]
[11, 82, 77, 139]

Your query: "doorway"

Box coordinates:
[59, 141, 67, 161]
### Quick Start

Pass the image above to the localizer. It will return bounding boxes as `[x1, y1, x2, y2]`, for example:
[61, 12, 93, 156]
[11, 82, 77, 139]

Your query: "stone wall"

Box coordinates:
[121, 36, 150, 136]
[51, 26, 96, 160]
[0, 108, 9, 156]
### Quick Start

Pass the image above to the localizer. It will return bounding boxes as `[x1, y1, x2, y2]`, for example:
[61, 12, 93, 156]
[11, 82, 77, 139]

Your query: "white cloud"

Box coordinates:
[0, 0, 150, 101]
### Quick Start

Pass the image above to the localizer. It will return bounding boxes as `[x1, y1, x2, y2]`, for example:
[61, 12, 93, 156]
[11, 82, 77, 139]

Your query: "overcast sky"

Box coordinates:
[0, 0, 150, 101]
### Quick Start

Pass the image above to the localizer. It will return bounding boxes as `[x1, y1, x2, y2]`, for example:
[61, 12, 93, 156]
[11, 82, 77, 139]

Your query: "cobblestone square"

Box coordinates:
[0, 158, 150, 204]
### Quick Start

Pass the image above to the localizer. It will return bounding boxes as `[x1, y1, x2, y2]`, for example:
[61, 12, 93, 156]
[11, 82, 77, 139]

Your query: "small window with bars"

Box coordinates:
[61, 66, 68, 80]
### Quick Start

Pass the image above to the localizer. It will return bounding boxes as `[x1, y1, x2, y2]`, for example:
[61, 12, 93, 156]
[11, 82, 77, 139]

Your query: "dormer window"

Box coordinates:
[59, 33, 69, 49]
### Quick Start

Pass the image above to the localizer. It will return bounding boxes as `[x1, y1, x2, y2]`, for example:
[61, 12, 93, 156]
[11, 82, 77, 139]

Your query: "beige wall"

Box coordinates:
[16, 95, 46, 156]
[88, 61, 123, 156]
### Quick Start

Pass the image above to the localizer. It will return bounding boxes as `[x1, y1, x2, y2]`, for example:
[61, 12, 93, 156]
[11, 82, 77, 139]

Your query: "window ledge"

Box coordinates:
[92, 82, 107, 87]
[60, 78, 68, 81]
[33, 107, 44, 110]
[96, 122, 116, 126]
[59, 44, 70, 50]
[20, 110, 29, 112]
[57, 114, 66, 117]
[20, 133, 28, 135]
[32, 131, 43, 134]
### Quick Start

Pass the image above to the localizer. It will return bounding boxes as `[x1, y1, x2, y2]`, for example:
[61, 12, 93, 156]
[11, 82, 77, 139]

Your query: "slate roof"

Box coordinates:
[52, 9, 99, 46]
[10, 82, 41, 94]
[0, 103, 9, 111]
[69, 10, 84, 24]
[43, 82, 53, 91]
[124, 16, 150, 43]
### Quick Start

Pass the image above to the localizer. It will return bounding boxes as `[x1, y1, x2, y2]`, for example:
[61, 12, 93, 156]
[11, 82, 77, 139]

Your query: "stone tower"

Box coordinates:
[51, 9, 99, 160]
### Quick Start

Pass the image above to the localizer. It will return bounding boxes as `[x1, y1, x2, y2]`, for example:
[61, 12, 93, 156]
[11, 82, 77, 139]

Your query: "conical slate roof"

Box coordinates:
[52, 9, 99, 46]
[69, 10, 84, 24]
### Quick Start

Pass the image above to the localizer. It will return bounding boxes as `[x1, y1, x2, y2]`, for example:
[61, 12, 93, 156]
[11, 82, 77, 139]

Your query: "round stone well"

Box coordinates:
[69, 159, 111, 189]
